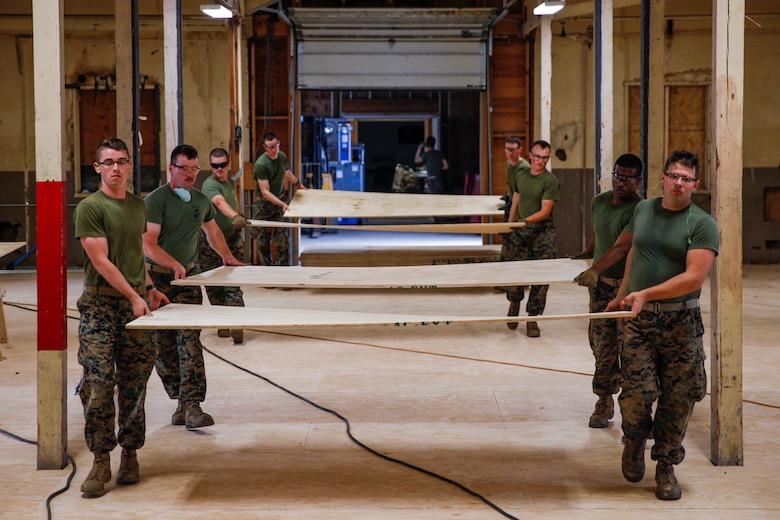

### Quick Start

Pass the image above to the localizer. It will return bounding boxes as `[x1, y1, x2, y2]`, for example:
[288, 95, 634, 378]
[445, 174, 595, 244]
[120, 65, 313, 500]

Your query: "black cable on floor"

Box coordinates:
[202, 345, 520, 520]
[0, 427, 77, 520]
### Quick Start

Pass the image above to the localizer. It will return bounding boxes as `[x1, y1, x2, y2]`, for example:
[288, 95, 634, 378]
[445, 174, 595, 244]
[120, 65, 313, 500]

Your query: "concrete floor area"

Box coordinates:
[1, 265, 779, 519]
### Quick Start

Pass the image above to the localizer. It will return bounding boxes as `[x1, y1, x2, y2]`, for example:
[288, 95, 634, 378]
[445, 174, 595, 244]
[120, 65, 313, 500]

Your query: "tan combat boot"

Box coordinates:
[621, 437, 646, 482]
[588, 396, 615, 428]
[116, 448, 140, 485]
[655, 461, 682, 500]
[81, 452, 111, 497]
[171, 399, 186, 425]
[185, 402, 215, 430]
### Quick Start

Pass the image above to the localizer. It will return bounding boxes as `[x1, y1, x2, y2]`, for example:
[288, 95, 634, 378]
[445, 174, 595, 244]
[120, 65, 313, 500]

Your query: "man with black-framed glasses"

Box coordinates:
[572, 153, 643, 429]
[143, 144, 244, 431]
[501, 139, 560, 338]
[607, 150, 719, 501]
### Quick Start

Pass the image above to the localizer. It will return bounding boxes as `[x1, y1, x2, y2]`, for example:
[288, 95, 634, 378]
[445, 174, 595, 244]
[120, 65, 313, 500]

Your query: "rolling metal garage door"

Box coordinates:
[288, 8, 496, 90]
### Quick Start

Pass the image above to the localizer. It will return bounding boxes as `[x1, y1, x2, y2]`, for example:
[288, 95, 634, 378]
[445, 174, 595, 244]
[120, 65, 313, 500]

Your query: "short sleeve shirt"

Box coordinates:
[202, 176, 239, 237]
[592, 190, 643, 279]
[144, 185, 217, 266]
[254, 151, 289, 199]
[511, 168, 560, 221]
[628, 198, 720, 302]
[74, 190, 148, 287]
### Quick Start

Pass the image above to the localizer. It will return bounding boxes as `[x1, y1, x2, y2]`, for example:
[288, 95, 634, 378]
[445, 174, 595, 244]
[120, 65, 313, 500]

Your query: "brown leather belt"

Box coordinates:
[641, 299, 699, 313]
[145, 262, 195, 275]
[83, 284, 145, 298]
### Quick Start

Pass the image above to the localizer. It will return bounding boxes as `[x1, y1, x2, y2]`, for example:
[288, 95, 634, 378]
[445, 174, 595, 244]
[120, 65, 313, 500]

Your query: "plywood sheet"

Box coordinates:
[300, 245, 502, 267]
[0, 242, 26, 259]
[173, 258, 591, 289]
[126, 303, 632, 330]
[283, 189, 505, 218]
[249, 219, 524, 234]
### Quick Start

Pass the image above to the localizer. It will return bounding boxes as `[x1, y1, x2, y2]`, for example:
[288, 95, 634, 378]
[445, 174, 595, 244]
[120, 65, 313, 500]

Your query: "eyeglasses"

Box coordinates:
[210, 160, 229, 169]
[97, 158, 130, 167]
[264, 142, 280, 150]
[664, 172, 697, 184]
[504, 146, 520, 152]
[612, 172, 641, 183]
[529, 151, 551, 162]
[172, 164, 201, 174]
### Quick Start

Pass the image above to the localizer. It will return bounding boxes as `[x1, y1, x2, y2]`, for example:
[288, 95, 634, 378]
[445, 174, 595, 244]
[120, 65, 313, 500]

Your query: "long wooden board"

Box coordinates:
[126, 303, 633, 330]
[248, 219, 524, 234]
[0, 242, 26, 259]
[173, 258, 591, 289]
[283, 189, 505, 218]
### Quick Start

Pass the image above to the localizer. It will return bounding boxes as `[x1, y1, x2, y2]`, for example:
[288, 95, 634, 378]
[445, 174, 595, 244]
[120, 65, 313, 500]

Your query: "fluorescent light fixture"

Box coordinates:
[533, 0, 565, 16]
[200, 4, 233, 18]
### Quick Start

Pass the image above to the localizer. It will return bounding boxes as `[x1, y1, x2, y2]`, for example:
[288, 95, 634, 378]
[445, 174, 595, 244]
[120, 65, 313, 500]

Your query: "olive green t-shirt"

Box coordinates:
[144, 185, 217, 266]
[202, 176, 239, 237]
[74, 190, 148, 287]
[628, 198, 720, 302]
[505, 159, 531, 195]
[510, 167, 560, 221]
[253, 151, 289, 200]
[592, 190, 643, 279]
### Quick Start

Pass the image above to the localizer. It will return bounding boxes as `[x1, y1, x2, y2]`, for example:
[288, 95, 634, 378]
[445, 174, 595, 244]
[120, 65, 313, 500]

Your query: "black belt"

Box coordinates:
[641, 299, 699, 313]
[599, 276, 622, 288]
[523, 220, 553, 229]
[146, 262, 195, 275]
[84, 284, 145, 298]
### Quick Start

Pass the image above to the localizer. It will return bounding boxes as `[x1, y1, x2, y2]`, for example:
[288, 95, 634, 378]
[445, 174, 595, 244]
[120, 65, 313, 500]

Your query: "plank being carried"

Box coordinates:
[248, 219, 524, 234]
[173, 258, 591, 289]
[0, 242, 26, 259]
[126, 303, 632, 330]
[283, 189, 505, 219]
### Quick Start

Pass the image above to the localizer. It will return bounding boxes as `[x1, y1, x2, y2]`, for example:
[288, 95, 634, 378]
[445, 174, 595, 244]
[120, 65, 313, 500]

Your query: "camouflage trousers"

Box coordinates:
[588, 280, 623, 397]
[251, 198, 290, 266]
[150, 265, 208, 404]
[619, 307, 707, 465]
[77, 291, 154, 453]
[499, 225, 557, 316]
[197, 230, 245, 307]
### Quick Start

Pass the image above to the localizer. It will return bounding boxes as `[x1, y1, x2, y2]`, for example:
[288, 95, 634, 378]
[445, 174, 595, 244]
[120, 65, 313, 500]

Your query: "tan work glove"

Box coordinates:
[573, 267, 599, 288]
[232, 214, 248, 230]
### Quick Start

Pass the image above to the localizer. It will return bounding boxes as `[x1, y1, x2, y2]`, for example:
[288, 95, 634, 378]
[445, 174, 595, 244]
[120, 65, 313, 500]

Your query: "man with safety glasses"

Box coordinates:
[607, 150, 719, 501]
[502, 139, 560, 338]
[196, 147, 247, 344]
[572, 154, 644, 429]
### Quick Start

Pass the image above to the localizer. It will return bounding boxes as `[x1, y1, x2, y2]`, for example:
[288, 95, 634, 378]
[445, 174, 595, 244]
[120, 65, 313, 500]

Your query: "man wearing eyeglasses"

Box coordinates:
[196, 147, 247, 344]
[572, 153, 644, 430]
[252, 132, 306, 266]
[74, 138, 169, 496]
[143, 144, 245, 431]
[607, 150, 719, 501]
[501, 139, 560, 338]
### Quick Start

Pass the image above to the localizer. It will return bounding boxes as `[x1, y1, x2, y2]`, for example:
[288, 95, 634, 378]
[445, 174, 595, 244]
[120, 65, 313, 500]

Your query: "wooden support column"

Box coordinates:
[164, 0, 183, 169]
[115, 0, 133, 151]
[646, 0, 664, 180]
[32, 0, 68, 470]
[539, 16, 552, 147]
[595, 0, 613, 191]
[710, 0, 744, 466]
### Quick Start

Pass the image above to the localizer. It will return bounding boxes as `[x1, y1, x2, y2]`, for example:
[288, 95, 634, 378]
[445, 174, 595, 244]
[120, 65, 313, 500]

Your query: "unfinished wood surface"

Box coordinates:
[174, 258, 591, 289]
[0, 242, 26, 259]
[127, 303, 632, 330]
[249, 219, 524, 234]
[283, 189, 505, 218]
[300, 245, 502, 267]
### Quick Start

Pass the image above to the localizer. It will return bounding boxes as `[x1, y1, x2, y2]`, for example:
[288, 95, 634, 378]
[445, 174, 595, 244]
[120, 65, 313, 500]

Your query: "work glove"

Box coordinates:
[571, 249, 593, 260]
[232, 214, 248, 230]
[573, 267, 600, 288]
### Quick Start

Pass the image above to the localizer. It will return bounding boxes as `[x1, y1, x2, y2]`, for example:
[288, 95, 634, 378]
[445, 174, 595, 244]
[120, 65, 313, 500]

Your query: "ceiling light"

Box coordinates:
[200, 4, 233, 18]
[533, 1, 565, 16]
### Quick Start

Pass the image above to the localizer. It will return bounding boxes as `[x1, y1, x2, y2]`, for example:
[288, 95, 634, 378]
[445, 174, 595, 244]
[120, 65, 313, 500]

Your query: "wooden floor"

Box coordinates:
[1, 266, 779, 519]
